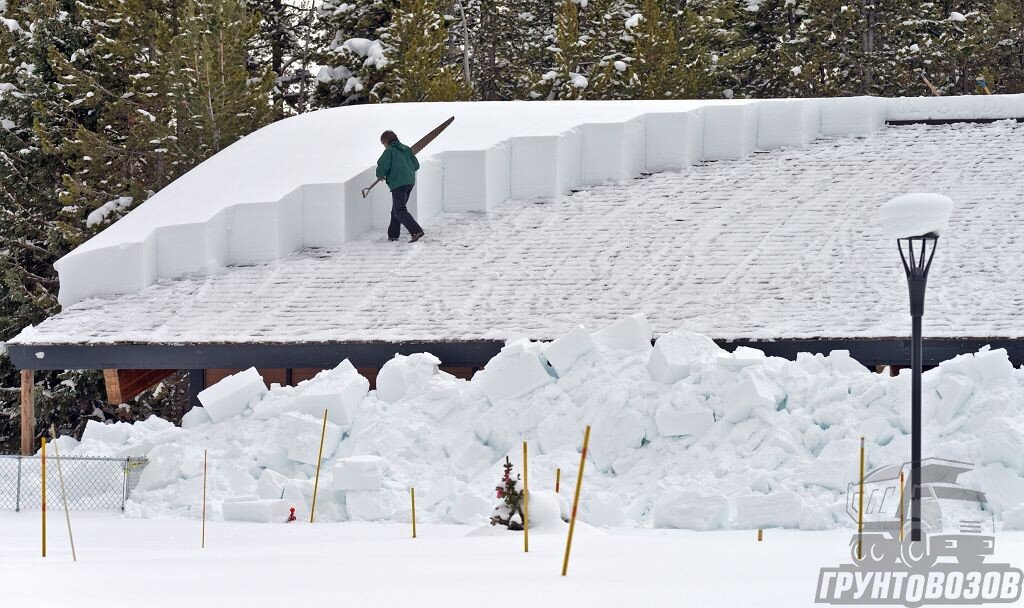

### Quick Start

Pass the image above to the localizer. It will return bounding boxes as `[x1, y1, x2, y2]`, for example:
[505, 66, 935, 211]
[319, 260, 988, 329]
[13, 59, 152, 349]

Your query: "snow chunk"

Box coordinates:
[81, 419, 132, 446]
[278, 412, 343, 465]
[648, 330, 721, 383]
[256, 468, 289, 500]
[805, 439, 859, 490]
[342, 38, 386, 69]
[198, 367, 267, 423]
[449, 493, 491, 524]
[948, 11, 966, 21]
[181, 406, 212, 429]
[86, 197, 133, 227]
[475, 349, 552, 404]
[223, 499, 289, 523]
[333, 455, 386, 491]
[734, 492, 802, 529]
[655, 404, 714, 437]
[376, 353, 440, 404]
[723, 374, 781, 423]
[654, 491, 728, 530]
[592, 314, 652, 352]
[879, 193, 954, 239]
[542, 326, 596, 377]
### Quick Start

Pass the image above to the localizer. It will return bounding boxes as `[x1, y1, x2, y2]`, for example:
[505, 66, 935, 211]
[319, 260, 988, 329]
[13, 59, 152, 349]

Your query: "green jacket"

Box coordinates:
[375, 141, 419, 190]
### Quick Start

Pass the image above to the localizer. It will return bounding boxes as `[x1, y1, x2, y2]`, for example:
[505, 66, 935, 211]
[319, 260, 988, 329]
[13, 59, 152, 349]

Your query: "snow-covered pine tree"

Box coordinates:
[732, 0, 813, 97]
[159, 0, 274, 168]
[373, 0, 473, 102]
[315, 0, 398, 105]
[472, 0, 554, 99]
[247, 0, 320, 117]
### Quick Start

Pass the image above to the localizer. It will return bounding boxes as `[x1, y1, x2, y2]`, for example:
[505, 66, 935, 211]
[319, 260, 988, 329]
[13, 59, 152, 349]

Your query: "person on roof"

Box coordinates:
[376, 130, 425, 243]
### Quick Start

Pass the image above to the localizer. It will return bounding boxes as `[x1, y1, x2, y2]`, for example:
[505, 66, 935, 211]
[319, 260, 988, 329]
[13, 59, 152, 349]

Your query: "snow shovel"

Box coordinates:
[361, 116, 455, 198]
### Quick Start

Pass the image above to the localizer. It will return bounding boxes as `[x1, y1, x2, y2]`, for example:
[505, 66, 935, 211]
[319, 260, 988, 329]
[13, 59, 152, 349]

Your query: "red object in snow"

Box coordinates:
[286, 507, 296, 523]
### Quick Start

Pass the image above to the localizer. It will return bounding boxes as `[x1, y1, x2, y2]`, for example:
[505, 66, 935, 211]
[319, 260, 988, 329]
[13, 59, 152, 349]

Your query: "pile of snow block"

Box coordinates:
[198, 367, 268, 423]
[333, 456, 386, 491]
[542, 325, 595, 377]
[223, 498, 289, 523]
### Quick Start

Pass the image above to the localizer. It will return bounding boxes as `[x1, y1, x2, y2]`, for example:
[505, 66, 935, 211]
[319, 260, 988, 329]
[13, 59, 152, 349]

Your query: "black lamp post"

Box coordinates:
[897, 232, 939, 543]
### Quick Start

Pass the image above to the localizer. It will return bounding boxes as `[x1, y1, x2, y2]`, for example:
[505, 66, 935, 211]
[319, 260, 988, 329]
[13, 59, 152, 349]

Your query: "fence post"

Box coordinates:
[122, 458, 129, 511]
[16, 456, 22, 512]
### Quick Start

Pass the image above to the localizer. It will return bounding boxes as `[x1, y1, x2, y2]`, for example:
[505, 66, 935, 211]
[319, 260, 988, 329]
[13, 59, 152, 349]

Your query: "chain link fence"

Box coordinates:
[0, 455, 148, 511]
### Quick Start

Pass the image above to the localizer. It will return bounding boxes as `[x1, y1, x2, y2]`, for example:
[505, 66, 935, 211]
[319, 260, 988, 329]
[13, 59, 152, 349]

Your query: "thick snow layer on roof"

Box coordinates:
[13, 120, 1024, 346]
[51, 95, 1024, 307]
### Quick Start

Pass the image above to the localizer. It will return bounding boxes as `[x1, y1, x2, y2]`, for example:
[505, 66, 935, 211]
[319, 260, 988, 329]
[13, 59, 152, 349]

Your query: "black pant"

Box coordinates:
[388, 184, 423, 239]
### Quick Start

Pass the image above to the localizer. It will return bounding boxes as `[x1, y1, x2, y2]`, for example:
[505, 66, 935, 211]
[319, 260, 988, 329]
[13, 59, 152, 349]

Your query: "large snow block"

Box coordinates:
[702, 104, 758, 160]
[655, 404, 715, 437]
[580, 118, 645, 184]
[886, 94, 1024, 122]
[333, 455, 386, 491]
[181, 406, 212, 430]
[81, 419, 132, 446]
[302, 182, 368, 246]
[722, 374, 781, 423]
[155, 214, 228, 279]
[477, 351, 553, 404]
[442, 145, 510, 212]
[55, 238, 157, 307]
[225, 191, 303, 265]
[256, 468, 289, 500]
[592, 314, 652, 352]
[376, 352, 440, 404]
[805, 438, 859, 490]
[654, 491, 728, 530]
[291, 368, 368, 426]
[734, 492, 802, 529]
[278, 412, 343, 465]
[345, 490, 401, 521]
[223, 498, 289, 523]
[556, 127, 583, 191]
[198, 367, 268, 423]
[756, 99, 820, 149]
[819, 96, 885, 136]
[648, 330, 723, 384]
[510, 134, 579, 199]
[409, 157, 443, 226]
[542, 326, 596, 377]
[644, 110, 703, 171]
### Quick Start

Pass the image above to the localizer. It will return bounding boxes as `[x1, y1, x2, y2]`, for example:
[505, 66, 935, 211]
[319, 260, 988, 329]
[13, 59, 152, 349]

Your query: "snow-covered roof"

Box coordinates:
[12, 118, 1024, 346]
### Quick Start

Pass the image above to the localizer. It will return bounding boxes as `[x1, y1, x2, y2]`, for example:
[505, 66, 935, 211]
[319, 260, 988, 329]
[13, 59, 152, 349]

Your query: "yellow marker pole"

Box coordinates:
[201, 449, 208, 548]
[757, 529, 763, 542]
[556, 468, 561, 494]
[522, 441, 529, 553]
[50, 426, 77, 562]
[858, 437, 865, 560]
[410, 488, 417, 538]
[41, 437, 46, 558]
[899, 470, 905, 542]
[309, 409, 329, 523]
[561, 425, 591, 576]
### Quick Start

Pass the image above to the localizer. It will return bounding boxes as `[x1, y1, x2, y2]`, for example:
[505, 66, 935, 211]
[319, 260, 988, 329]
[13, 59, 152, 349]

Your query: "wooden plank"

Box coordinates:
[20, 369, 34, 455]
[104, 369, 123, 404]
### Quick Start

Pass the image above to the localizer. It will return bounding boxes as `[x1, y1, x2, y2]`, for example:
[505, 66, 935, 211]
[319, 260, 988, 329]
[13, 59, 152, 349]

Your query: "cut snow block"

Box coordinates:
[154, 214, 227, 279]
[302, 183, 348, 246]
[292, 372, 369, 425]
[339, 167, 377, 237]
[702, 104, 758, 160]
[653, 491, 728, 530]
[278, 412, 343, 465]
[223, 498, 289, 523]
[648, 330, 722, 383]
[448, 493, 492, 525]
[592, 314, 653, 352]
[345, 490, 401, 521]
[55, 239, 156, 307]
[556, 127, 583, 192]
[644, 110, 703, 172]
[333, 455, 386, 491]
[477, 351, 553, 404]
[442, 145, 510, 212]
[376, 353, 441, 404]
[805, 438, 859, 490]
[257, 468, 289, 500]
[819, 96, 885, 136]
[886, 94, 1024, 122]
[655, 404, 715, 437]
[510, 135, 563, 199]
[542, 325, 596, 377]
[198, 367, 268, 423]
[409, 157, 443, 226]
[81, 419, 132, 446]
[723, 374, 781, 423]
[756, 99, 820, 149]
[974, 348, 1014, 381]
[180, 406, 212, 430]
[734, 492, 802, 529]
[225, 190, 303, 265]
[580, 118, 645, 184]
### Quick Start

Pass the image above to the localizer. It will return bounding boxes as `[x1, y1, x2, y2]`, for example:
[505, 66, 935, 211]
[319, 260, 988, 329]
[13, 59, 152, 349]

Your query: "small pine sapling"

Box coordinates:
[490, 456, 525, 530]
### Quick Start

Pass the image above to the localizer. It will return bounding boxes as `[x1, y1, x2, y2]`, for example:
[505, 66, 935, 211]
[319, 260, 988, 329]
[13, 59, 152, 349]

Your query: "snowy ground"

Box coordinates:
[18, 120, 1024, 345]
[8, 513, 1024, 607]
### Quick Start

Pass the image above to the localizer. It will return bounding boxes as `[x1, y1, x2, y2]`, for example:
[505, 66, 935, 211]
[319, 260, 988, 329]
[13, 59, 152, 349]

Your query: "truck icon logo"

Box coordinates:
[816, 458, 1022, 606]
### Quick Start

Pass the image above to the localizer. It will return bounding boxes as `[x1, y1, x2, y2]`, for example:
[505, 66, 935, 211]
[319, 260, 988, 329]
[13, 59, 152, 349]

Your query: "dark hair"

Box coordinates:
[380, 130, 399, 145]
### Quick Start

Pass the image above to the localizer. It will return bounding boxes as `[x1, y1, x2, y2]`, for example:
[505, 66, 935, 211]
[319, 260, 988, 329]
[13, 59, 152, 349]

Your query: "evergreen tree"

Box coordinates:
[315, 0, 398, 105]
[248, 0, 320, 117]
[472, 0, 553, 99]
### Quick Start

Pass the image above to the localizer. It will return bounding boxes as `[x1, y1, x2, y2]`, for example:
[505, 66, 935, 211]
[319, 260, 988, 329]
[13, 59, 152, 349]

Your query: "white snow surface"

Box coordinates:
[36, 322, 1024, 530]
[14, 119, 1024, 346]
[45, 95, 1024, 308]
[879, 192, 955, 239]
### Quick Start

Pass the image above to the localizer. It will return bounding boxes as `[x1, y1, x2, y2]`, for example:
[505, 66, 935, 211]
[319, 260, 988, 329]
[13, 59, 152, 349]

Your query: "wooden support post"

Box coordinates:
[21, 370, 35, 456]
